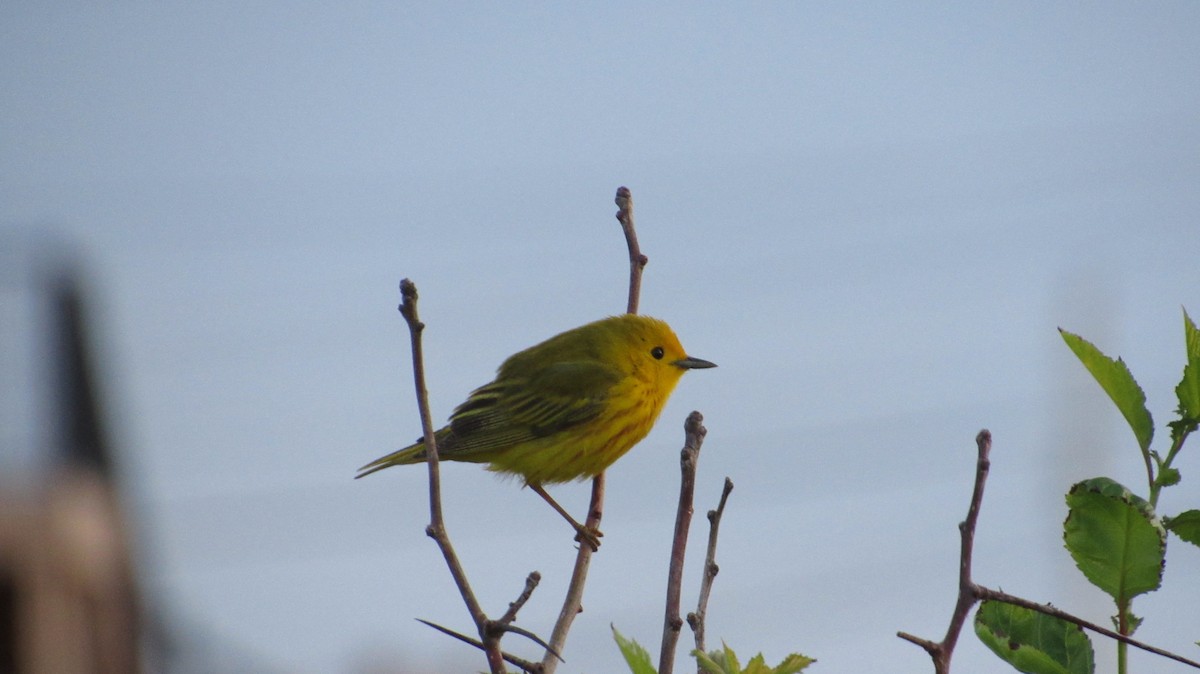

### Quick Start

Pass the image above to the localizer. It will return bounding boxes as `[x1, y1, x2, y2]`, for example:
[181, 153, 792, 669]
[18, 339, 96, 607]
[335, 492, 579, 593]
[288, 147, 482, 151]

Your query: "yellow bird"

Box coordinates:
[356, 314, 715, 547]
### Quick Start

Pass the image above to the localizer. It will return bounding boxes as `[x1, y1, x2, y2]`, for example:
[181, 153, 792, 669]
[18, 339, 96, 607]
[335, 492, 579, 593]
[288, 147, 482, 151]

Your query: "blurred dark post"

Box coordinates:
[0, 233, 144, 674]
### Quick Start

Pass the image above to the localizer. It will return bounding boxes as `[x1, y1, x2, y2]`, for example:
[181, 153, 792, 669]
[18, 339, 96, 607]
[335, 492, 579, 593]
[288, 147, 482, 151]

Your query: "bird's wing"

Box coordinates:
[442, 360, 621, 458]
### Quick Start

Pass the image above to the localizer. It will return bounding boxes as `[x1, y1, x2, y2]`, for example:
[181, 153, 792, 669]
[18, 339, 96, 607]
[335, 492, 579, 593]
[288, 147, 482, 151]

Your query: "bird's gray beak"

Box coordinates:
[672, 356, 717, 370]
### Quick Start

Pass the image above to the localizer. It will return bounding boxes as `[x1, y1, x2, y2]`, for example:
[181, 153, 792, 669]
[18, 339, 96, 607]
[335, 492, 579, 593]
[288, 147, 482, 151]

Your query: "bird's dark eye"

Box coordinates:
[651, 346, 665, 360]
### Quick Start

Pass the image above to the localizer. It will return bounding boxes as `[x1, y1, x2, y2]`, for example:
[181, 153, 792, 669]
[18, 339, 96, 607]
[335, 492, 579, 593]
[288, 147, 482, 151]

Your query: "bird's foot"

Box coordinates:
[573, 524, 603, 551]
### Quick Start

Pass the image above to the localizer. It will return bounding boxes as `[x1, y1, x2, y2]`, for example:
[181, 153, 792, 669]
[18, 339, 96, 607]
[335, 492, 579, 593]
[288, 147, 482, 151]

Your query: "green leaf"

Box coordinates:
[612, 625, 657, 674]
[1063, 478, 1165, 602]
[1156, 465, 1181, 488]
[723, 643, 742, 673]
[1165, 509, 1200, 548]
[743, 654, 770, 674]
[1177, 308, 1200, 421]
[1151, 450, 1182, 488]
[1059, 328, 1154, 453]
[770, 653, 816, 673]
[975, 601, 1094, 674]
[692, 647, 815, 674]
[1167, 418, 1197, 448]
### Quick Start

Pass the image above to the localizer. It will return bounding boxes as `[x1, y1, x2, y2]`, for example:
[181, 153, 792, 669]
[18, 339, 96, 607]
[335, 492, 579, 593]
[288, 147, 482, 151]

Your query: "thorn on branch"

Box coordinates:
[485, 621, 564, 663]
[417, 619, 548, 673]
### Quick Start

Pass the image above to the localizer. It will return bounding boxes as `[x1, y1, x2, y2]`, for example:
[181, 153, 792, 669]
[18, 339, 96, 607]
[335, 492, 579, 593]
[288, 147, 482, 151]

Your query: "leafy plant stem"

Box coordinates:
[1117, 600, 1128, 674]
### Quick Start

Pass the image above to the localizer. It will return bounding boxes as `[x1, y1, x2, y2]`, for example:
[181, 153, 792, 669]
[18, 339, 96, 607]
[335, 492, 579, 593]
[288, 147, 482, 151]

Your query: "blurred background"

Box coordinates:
[3, 3, 1199, 673]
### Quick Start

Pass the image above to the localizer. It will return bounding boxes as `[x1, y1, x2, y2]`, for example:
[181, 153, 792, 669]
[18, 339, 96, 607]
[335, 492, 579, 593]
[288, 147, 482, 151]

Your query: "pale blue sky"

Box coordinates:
[3, 3, 1199, 673]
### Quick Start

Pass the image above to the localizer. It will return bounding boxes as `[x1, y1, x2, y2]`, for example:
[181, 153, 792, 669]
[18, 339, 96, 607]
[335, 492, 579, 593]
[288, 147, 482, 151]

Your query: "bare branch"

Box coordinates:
[658, 412, 708, 674]
[896, 429, 992, 674]
[399, 279, 505, 673]
[687, 476, 733, 660]
[899, 429, 1200, 672]
[542, 187, 647, 671]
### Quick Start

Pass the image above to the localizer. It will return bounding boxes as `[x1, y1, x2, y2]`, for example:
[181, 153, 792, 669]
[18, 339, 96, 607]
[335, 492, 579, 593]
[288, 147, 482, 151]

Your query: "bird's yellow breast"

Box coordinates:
[485, 375, 670, 484]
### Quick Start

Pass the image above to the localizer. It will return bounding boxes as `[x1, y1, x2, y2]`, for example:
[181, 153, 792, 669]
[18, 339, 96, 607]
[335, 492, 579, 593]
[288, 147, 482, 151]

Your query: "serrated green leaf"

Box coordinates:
[1167, 418, 1198, 447]
[1063, 478, 1165, 602]
[771, 653, 816, 673]
[743, 654, 770, 674]
[1165, 509, 1200, 548]
[1060, 328, 1154, 453]
[975, 601, 1094, 674]
[722, 642, 741, 673]
[612, 625, 657, 674]
[1177, 308, 1200, 421]
[1156, 465, 1181, 487]
[1127, 611, 1143, 635]
[692, 647, 815, 674]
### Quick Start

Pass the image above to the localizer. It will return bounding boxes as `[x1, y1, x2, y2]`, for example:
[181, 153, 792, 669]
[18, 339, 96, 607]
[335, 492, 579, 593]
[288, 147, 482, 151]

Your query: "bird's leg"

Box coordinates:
[528, 483, 603, 551]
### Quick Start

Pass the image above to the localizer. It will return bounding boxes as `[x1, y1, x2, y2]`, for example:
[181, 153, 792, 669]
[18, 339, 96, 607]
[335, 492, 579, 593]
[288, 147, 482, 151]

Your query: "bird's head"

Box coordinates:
[604, 315, 716, 386]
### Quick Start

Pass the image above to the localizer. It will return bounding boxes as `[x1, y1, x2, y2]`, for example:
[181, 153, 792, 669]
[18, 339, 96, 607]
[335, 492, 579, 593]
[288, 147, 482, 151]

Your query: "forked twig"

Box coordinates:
[658, 412, 708, 674]
[398, 279, 505, 673]
[899, 430, 992, 672]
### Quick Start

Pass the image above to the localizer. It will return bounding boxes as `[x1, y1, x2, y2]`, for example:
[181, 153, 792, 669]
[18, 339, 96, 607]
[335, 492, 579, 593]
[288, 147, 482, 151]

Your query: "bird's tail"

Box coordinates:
[354, 440, 427, 479]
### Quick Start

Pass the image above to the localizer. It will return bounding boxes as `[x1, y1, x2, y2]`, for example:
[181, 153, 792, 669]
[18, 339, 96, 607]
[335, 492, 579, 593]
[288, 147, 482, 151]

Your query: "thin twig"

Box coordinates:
[399, 279, 505, 673]
[616, 185, 647, 316]
[897, 429, 992, 674]
[688, 476, 733, 660]
[416, 620, 546, 673]
[542, 187, 647, 672]
[973, 587, 1200, 670]
[499, 572, 542, 626]
[541, 475, 603, 673]
[659, 412, 708, 674]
